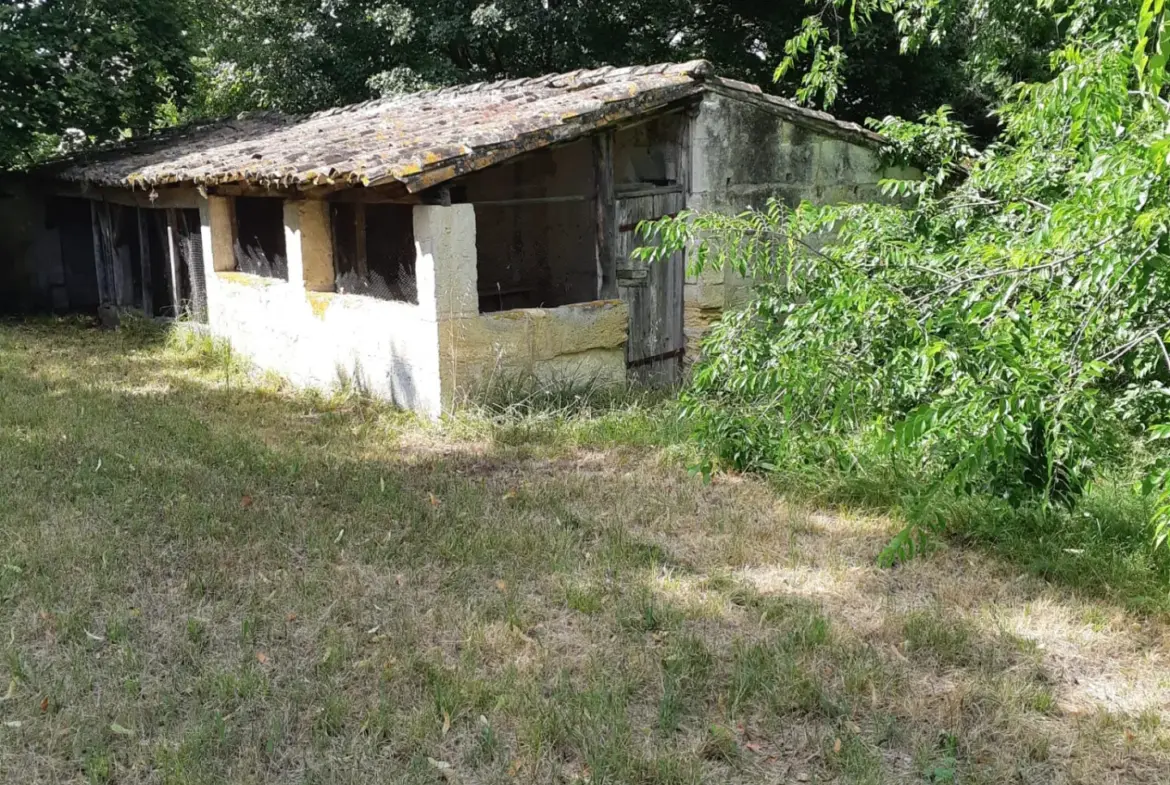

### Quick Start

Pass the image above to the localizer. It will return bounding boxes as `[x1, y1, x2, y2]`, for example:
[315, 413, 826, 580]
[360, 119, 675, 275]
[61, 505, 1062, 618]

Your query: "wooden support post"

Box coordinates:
[91, 201, 108, 306]
[593, 130, 618, 300]
[421, 185, 453, 206]
[138, 208, 153, 316]
[355, 203, 368, 278]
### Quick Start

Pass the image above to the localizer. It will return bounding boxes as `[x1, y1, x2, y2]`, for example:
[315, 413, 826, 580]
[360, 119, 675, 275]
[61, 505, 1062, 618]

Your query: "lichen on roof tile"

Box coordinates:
[39, 59, 880, 192]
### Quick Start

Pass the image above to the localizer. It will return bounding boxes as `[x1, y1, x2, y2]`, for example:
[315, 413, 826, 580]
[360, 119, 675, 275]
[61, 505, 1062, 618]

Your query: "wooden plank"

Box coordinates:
[48, 182, 200, 209]
[91, 201, 108, 306]
[206, 183, 291, 198]
[138, 208, 153, 316]
[616, 191, 685, 375]
[324, 188, 422, 205]
[114, 210, 127, 305]
[472, 194, 590, 207]
[613, 184, 684, 199]
[593, 131, 618, 300]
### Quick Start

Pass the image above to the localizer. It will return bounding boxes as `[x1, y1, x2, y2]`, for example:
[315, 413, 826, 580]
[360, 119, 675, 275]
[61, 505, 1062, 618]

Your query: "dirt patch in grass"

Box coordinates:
[0, 319, 1167, 784]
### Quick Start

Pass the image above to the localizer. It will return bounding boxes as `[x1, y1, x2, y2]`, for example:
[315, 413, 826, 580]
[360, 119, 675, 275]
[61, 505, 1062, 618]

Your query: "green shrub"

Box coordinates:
[639, 15, 1170, 571]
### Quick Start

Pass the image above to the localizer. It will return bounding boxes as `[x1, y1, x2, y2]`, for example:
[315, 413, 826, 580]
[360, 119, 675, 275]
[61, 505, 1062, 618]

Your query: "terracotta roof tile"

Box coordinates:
[43, 60, 881, 193]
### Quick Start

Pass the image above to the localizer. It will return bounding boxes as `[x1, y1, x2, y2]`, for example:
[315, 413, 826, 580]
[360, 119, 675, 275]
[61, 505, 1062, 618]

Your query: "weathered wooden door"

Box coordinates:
[616, 189, 685, 384]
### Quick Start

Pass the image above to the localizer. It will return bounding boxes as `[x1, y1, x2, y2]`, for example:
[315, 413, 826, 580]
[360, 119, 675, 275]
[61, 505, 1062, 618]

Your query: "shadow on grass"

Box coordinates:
[0, 320, 1166, 785]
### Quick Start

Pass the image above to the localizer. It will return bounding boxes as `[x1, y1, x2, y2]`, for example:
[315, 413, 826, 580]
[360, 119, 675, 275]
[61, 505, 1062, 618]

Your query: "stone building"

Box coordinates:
[0, 61, 895, 415]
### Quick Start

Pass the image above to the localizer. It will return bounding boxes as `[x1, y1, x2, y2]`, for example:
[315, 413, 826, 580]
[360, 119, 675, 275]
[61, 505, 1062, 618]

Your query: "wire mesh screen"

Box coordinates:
[115, 205, 144, 310]
[233, 197, 288, 279]
[331, 203, 417, 303]
[144, 210, 174, 317]
[175, 208, 208, 322]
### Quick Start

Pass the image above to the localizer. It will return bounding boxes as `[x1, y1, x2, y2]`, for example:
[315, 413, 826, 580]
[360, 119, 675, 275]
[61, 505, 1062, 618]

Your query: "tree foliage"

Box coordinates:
[189, 0, 1001, 132]
[641, 1, 1170, 560]
[0, 0, 1064, 165]
[0, 0, 196, 168]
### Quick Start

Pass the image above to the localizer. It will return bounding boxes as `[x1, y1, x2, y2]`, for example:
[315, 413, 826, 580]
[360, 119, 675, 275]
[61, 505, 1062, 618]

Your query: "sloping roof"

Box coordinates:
[44, 61, 883, 194]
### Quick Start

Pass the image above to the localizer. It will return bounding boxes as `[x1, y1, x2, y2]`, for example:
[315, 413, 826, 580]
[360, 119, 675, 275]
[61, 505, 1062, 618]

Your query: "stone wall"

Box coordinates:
[683, 92, 905, 360]
[199, 196, 446, 415]
[437, 300, 628, 402]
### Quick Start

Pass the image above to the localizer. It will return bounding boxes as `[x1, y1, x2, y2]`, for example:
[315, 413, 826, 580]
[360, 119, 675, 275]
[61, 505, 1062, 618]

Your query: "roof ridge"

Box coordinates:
[305, 60, 715, 120]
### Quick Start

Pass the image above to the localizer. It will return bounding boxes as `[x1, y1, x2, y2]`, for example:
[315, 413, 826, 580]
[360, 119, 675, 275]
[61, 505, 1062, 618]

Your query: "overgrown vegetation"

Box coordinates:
[0, 320, 1166, 784]
[639, 1, 1170, 579]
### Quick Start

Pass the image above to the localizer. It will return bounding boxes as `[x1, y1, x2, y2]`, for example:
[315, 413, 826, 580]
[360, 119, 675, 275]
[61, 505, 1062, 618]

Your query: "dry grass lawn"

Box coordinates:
[1, 319, 1168, 784]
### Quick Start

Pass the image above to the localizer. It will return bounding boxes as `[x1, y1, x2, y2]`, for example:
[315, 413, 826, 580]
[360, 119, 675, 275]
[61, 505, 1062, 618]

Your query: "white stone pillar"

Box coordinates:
[413, 204, 478, 322]
[413, 204, 477, 416]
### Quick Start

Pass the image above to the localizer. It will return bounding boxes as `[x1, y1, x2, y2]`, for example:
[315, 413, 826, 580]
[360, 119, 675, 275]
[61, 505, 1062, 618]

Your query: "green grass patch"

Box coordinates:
[0, 320, 1166, 784]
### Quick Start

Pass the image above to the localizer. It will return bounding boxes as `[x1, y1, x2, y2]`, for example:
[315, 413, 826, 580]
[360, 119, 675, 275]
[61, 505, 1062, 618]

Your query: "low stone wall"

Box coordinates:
[207, 272, 442, 413]
[438, 300, 628, 400]
[197, 200, 627, 415]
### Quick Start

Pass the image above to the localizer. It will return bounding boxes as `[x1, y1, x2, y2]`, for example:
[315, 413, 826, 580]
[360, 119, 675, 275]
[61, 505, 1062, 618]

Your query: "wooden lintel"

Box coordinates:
[471, 194, 590, 208]
[44, 181, 199, 209]
[325, 189, 422, 205]
[206, 183, 291, 198]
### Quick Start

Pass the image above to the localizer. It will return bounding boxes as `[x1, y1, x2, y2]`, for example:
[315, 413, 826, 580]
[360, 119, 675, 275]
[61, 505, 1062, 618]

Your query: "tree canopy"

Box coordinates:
[0, 0, 195, 168]
[0, 0, 1056, 167]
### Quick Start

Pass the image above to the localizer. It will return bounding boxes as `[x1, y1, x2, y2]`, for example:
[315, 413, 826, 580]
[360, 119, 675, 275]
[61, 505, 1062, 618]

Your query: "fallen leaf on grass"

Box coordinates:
[495, 580, 508, 592]
[256, 651, 269, 664]
[240, 495, 254, 509]
[441, 711, 451, 736]
[84, 629, 105, 642]
[39, 697, 48, 713]
[0, 679, 15, 702]
[4, 721, 22, 729]
[109, 723, 134, 736]
[833, 738, 842, 754]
